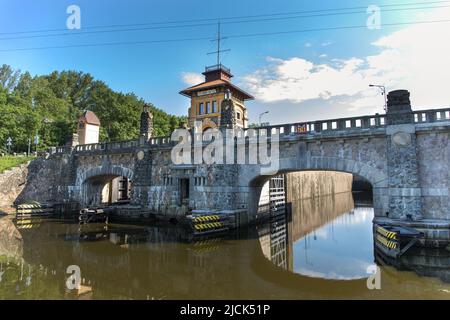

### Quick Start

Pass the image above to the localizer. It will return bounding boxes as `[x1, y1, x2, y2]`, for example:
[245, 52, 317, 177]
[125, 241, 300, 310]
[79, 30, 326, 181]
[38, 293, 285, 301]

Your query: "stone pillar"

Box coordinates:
[66, 133, 79, 148]
[220, 93, 237, 130]
[386, 90, 422, 221]
[131, 150, 152, 207]
[140, 104, 153, 141]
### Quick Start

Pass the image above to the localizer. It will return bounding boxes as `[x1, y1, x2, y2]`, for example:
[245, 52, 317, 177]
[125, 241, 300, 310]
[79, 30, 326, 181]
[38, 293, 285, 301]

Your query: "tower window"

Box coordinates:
[206, 101, 211, 114]
[212, 101, 217, 113]
[199, 103, 204, 115]
[236, 112, 241, 120]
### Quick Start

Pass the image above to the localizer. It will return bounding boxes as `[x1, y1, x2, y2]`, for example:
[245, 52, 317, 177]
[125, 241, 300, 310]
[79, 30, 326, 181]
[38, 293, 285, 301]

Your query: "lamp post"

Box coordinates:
[369, 84, 387, 112]
[259, 111, 269, 126]
[34, 135, 39, 154]
[6, 136, 12, 155]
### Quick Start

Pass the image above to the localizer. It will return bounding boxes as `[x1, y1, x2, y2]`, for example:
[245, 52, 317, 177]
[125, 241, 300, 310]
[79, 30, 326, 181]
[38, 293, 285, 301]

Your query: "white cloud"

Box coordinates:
[244, 57, 368, 104]
[181, 72, 203, 86]
[243, 7, 450, 115]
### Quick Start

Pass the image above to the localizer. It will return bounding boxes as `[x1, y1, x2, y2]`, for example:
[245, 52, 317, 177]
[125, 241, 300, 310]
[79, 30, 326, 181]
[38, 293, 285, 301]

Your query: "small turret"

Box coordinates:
[140, 104, 153, 140]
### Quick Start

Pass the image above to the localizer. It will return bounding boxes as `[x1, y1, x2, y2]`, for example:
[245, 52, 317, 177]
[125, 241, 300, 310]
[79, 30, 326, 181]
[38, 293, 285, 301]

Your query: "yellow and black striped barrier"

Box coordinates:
[191, 214, 229, 235]
[193, 222, 225, 231]
[376, 226, 398, 240]
[376, 234, 398, 250]
[193, 215, 221, 223]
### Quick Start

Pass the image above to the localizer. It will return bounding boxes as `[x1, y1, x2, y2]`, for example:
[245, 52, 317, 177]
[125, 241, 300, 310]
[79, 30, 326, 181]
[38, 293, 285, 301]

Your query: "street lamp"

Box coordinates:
[259, 111, 269, 126]
[369, 84, 387, 112]
[6, 136, 12, 155]
[34, 135, 39, 154]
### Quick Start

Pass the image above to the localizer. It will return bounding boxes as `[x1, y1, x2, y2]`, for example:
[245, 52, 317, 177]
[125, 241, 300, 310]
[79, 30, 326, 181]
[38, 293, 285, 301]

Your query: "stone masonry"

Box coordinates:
[13, 90, 450, 246]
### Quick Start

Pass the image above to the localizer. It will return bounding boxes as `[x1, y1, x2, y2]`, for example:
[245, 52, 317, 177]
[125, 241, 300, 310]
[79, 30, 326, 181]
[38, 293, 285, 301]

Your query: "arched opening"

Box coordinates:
[352, 174, 373, 207]
[202, 127, 214, 141]
[83, 174, 132, 206]
[253, 170, 375, 280]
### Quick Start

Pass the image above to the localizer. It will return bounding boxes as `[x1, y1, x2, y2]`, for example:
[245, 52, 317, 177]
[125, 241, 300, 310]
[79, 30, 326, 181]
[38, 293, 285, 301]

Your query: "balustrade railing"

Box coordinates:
[413, 108, 450, 123]
[246, 113, 387, 137]
[50, 107, 450, 155]
[72, 139, 140, 153]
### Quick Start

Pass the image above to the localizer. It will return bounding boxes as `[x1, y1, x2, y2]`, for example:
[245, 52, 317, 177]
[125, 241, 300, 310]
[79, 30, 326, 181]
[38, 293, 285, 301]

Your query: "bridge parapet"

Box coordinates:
[250, 107, 450, 138]
[412, 108, 450, 123]
[70, 139, 140, 154]
[249, 112, 387, 139]
[149, 136, 172, 146]
[49, 107, 450, 155]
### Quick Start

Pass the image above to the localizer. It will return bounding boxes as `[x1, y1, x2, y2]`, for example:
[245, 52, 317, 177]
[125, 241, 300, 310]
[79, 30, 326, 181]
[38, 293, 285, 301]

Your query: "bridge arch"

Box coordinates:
[246, 156, 389, 218]
[77, 165, 134, 206]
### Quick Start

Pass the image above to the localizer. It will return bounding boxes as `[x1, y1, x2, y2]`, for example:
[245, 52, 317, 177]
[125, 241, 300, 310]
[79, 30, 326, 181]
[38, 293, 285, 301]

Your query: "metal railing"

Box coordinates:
[205, 63, 231, 74]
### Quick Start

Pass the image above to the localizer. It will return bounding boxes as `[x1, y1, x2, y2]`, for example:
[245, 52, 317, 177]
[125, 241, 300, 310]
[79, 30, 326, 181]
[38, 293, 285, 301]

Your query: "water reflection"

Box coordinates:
[293, 207, 374, 280]
[0, 195, 449, 299]
[258, 192, 375, 280]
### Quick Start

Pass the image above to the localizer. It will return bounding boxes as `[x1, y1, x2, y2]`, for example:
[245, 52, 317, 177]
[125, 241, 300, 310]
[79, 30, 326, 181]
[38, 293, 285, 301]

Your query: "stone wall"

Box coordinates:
[417, 129, 450, 220]
[285, 171, 353, 202]
[0, 163, 28, 210]
[15, 156, 71, 205]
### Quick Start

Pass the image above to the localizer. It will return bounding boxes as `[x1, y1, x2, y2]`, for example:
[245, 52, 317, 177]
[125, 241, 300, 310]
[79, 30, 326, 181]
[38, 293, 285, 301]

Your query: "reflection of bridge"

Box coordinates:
[18, 90, 450, 246]
[5, 217, 448, 299]
[288, 192, 355, 243]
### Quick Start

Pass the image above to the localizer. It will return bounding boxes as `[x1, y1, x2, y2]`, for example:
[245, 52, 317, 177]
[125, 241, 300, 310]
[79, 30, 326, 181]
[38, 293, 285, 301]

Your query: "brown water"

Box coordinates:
[0, 192, 449, 300]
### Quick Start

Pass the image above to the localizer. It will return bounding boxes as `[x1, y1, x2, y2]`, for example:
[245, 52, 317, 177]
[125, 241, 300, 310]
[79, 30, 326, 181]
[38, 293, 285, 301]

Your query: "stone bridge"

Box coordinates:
[22, 90, 450, 243]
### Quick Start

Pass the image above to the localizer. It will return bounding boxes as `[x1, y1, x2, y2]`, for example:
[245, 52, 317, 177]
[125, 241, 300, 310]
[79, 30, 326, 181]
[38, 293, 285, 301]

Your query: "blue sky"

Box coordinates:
[1, 0, 449, 124]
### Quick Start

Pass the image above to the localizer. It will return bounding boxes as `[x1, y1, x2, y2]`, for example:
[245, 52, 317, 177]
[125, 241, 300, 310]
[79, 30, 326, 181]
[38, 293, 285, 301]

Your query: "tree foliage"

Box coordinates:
[0, 64, 186, 152]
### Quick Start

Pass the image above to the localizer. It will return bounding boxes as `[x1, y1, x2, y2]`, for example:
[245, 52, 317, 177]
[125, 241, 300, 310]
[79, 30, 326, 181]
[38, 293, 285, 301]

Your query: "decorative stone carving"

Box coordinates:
[137, 150, 145, 161]
[392, 132, 412, 147]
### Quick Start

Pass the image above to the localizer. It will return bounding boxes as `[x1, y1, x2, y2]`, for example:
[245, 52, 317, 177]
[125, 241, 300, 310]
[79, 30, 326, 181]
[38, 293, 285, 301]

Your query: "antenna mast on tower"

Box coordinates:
[207, 21, 230, 65]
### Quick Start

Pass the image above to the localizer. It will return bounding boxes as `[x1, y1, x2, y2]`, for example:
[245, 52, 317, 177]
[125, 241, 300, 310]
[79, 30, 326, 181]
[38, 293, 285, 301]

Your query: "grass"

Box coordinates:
[0, 156, 33, 174]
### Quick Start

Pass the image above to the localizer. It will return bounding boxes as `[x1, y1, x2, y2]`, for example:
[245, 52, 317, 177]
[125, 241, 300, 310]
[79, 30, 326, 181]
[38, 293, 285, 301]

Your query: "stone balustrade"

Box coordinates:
[50, 107, 450, 155]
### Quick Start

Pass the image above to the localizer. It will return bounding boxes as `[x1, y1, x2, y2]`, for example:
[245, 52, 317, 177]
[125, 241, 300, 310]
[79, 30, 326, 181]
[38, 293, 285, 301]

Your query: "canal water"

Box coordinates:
[0, 192, 449, 299]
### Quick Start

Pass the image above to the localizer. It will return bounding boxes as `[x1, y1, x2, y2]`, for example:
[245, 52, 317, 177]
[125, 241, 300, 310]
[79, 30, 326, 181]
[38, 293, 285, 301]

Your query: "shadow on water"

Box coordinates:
[0, 191, 450, 299]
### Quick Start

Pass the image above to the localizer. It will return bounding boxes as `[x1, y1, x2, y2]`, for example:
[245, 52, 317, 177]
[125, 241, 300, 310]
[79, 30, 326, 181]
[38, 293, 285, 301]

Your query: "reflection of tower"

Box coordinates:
[140, 104, 153, 140]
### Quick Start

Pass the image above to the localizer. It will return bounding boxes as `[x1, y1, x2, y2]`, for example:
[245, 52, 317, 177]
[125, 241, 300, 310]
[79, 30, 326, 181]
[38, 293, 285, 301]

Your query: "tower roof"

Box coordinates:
[79, 110, 100, 126]
[179, 64, 254, 100]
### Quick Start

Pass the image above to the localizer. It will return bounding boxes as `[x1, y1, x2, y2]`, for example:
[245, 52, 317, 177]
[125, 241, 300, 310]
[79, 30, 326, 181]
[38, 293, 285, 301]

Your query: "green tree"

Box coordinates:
[0, 65, 185, 152]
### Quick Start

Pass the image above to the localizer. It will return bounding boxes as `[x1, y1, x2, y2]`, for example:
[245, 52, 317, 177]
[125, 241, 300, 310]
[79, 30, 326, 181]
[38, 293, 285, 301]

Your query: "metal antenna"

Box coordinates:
[207, 21, 230, 65]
